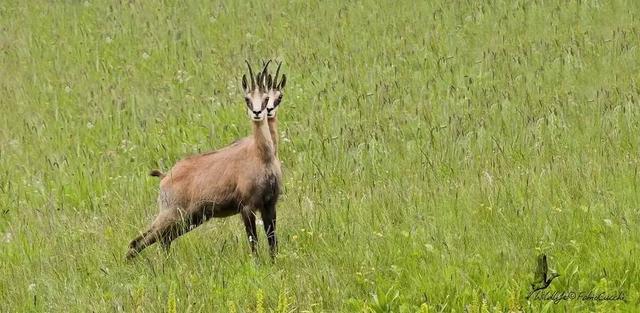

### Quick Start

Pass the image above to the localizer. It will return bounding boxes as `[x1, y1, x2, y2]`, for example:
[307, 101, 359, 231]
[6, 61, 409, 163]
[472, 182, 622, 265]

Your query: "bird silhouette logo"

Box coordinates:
[531, 254, 560, 292]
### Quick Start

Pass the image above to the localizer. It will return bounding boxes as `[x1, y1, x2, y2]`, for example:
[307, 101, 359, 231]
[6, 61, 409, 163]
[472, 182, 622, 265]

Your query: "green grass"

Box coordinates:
[1, 0, 639, 312]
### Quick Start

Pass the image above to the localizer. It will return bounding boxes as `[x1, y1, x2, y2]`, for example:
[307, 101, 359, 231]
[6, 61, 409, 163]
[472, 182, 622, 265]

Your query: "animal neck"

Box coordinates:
[252, 119, 275, 162]
[268, 117, 278, 156]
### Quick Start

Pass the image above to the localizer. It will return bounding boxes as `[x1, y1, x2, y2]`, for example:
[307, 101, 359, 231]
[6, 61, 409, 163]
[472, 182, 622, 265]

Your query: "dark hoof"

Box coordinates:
[125, 249, 139, 260]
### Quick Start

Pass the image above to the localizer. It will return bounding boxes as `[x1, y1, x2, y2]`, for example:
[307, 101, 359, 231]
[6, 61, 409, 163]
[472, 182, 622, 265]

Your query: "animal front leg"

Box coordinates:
[261, 205, 277, 259]
[241, 209, 258, 255]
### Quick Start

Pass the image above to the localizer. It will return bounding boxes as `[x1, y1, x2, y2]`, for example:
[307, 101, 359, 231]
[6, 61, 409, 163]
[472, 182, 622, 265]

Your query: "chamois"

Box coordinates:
[264, 61, 287, 155]
[127, 61, 281, 259]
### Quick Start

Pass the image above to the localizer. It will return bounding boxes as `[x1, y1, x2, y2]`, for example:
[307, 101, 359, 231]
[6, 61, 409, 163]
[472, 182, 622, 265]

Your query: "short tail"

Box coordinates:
[149, 169, 165, 178]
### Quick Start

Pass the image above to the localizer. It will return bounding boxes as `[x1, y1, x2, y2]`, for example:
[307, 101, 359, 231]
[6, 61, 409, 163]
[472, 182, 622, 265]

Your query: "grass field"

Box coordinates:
[1, 0, 639, 312]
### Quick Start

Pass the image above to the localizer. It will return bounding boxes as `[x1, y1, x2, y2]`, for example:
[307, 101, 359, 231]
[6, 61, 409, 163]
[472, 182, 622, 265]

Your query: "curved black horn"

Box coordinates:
[260, 60, 272, 90]
[255, 74, 262, 91]
[274, 61, 282, 87]
[245, 60, 255, 89]
[261, 59, 272, 75]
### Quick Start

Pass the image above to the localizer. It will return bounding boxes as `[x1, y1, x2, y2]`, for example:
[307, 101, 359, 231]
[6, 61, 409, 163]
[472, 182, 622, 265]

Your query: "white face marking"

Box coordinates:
[241, 62, 271, 122]
[244, 90, 269, 122]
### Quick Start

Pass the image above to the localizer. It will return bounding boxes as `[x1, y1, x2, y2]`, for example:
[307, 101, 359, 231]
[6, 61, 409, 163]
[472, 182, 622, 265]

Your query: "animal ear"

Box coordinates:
[242, 74, 248, 90]
[278, 74, 286, 89]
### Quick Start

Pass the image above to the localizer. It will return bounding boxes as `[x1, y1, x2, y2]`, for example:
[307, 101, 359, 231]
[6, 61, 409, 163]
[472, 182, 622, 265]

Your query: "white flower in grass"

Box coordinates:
[28, 283, 36, 292]
[603, 219, 613, 227]
[482, 170, 493, 185]
[86, 122, 94, 129]
[2, 232, 12, 243]
[105, 36, 113, 44]
[176, 70, 191, 84]
[64, 85, 72, 93]
[8, 139, 19, 147]
[142, 52, 150, 60]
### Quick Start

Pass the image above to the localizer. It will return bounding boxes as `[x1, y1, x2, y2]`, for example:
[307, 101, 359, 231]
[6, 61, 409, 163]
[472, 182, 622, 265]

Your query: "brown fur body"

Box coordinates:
[157, 135, 280, 218]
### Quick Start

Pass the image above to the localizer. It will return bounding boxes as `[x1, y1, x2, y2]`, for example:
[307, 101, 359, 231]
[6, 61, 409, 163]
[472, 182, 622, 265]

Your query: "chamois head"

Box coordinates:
[242, 60, 270, 122]
[264, 61, 287, 119]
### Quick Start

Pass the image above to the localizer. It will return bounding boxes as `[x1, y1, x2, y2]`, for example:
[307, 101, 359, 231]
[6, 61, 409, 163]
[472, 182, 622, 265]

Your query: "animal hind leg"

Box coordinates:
[126, 231, 161, 260]
[158, 220, 190, 254]
[126, 209, 185, 260]
[128, 229, 152, 251]
[158, 206, 204, 254]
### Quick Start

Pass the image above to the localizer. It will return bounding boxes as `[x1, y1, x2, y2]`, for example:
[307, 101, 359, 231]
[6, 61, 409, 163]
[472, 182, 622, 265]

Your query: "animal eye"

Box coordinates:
[274, 95, 283, 106]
